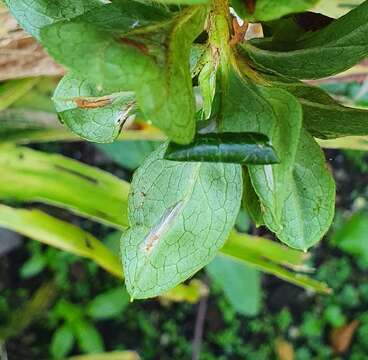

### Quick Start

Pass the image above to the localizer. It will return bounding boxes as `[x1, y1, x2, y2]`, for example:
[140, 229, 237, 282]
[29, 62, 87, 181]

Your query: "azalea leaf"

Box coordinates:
[275, 129, 335, 250]
[231, 0, 319, 22]
[271, 79, 368, 139]
[243, 86, 334, 250]
[248, 87, 302, 234]
[122, 144, 242, 299]
[241, 1, 368, 79]
[40, 3, 206, 143]
[165, 132, 279, 164]
[4, 0, 104, 39]
[219, 71, 276, 137]
[53, 74, 136, 143]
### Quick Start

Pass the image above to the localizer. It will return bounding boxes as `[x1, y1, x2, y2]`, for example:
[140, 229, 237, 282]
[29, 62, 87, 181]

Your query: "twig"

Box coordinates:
[191, 294, 208, 360]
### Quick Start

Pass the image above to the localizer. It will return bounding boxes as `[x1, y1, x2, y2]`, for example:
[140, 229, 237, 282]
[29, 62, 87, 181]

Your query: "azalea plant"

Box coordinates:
[4, 0, 368, 299]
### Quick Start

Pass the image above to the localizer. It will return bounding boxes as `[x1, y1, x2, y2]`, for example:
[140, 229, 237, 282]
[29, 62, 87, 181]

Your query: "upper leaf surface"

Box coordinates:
[136, 5, 207, 144]
[242, 0, 368, 79]
[248, 87, 302, 234]
[165, 132, 279, 164]
[272, 80, 368, 139]
[219, 71, 276, 137]
[122, 144, 242, 299]
[53, 73, 136, 143]
[5, 0, 104, 39]
[245, 87, 335, 250]
[231, 0, 319, 22]
[41, 4, 206, 144]
[275, 129, 335, 250]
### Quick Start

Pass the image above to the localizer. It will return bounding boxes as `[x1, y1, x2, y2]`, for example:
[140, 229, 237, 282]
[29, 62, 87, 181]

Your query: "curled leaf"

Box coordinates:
[53, 73, 136, 143]
[165, 132, 279, 164]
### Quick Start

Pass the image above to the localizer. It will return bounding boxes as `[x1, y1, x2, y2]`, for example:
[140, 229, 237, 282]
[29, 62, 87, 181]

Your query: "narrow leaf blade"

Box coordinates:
[165, 132, 279, 164]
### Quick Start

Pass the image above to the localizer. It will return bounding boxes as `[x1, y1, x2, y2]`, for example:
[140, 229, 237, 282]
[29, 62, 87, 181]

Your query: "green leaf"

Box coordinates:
[245, 87, 335, 249]
[4, 0, 104, 39]
[0, 204, 123, 278]
[241, 1, 368, 79]
[332, 212, 368, 263]
[0, 109, 165, 144]
[97, 140, 161, 170]
[219, 71, 276, 136]
[122, 144, 242, 299]
[53, 74, 136, 143]
[231, 0, 319, 22]
[0, 109, 75, 144]
[87, 288, 130, 320]
[226, 230, 308, 269]
[73, 320, 104, 354]
[278, 130, 335, 249]
[318, 136, 368, 151]
[206, 255, 261, 316]
[270, 80, 368, 139]
[39, 1, 165, 88]
[165, 132, 279, 164]
[20, 252, 46, 279]
[198, 51, 217, 119]
[134, 5, 207, 144]
[73, 0, 170, 32]
[51, 325, 75, 360]
[248, 87, 302, 235]
[0, 146, 130, 228]
[222, 233, 331, 294]
[0, 78, 39, 111]
[41, 5, 206, 143]
[242, 167, 264, 227]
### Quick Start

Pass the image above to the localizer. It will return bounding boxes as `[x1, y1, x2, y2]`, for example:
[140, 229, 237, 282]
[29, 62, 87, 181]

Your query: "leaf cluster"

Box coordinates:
[6, 0, 368, 298]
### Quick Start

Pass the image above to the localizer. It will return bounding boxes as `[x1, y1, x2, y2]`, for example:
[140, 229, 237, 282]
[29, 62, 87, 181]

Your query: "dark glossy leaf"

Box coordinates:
[241, 1, 368, 79]
[164, 132, 279, 164]
[271, 79, 368, 139]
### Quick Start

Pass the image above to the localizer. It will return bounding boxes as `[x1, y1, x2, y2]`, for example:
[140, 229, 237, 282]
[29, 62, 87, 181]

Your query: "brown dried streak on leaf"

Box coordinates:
[0, 11, 65, 81]
[330, 319, 360, 354]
